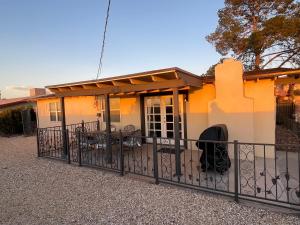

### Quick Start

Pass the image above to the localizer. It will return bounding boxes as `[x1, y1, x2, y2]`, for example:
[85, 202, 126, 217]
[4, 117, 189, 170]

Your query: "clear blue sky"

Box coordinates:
[0, 0, 224, 98]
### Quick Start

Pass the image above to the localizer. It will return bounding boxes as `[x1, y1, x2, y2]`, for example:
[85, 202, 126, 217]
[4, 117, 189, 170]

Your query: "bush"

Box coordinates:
[0, 108, 25, 136]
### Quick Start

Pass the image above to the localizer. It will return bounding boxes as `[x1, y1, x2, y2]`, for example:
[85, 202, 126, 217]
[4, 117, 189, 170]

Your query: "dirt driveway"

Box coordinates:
[0, 136, 299, 225]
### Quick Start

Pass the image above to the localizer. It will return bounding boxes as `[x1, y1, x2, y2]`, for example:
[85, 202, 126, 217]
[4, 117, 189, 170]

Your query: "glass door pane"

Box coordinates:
[145, 97, 162, 138]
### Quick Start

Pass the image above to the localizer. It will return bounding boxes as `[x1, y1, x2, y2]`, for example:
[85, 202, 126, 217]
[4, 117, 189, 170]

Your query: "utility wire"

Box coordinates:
[96, 0, 111, 79]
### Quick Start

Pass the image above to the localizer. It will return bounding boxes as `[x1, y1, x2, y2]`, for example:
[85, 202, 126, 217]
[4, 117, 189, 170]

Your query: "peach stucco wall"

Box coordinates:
[37, 96, 141, 130]
[207, 58, 275, 158]
[37, 98, 61, 128]
[208, 59, 255, 143]
[186, 84, 215, 140]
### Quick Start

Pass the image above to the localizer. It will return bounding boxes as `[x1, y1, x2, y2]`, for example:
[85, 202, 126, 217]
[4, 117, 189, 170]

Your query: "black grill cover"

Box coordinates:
[196, 124, 231, 173]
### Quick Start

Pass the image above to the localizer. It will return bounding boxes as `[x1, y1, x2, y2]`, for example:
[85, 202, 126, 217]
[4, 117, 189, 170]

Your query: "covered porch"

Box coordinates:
[46, 67, 204, 176]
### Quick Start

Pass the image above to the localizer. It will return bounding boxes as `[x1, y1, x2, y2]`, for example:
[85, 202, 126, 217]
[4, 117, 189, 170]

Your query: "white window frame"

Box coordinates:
[49, 102, 61, 122]
[98, 97, 121, 123]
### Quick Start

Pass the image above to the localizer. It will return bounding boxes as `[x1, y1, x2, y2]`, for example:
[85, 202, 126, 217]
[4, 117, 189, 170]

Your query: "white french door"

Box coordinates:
[144, 95, 184, 144]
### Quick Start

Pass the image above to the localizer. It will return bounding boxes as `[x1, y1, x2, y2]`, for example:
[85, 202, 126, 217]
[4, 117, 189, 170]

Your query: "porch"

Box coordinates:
[34, 65, 300, 211]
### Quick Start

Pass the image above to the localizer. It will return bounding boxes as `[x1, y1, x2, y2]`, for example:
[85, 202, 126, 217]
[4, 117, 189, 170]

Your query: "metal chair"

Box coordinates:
[123, 124, 135, 133]
[110, 124, 117, 132]
[75, 126, 97, 150]
[123, 129, 142, 149]
[94, 132, 107, 150]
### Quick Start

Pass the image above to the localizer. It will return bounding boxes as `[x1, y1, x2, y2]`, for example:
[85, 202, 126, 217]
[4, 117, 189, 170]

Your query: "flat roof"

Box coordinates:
[0, 97, 35, 108]
[45, 66, 300, 97]
[47, 67, 203, 97]
[46, 67, 200, 89]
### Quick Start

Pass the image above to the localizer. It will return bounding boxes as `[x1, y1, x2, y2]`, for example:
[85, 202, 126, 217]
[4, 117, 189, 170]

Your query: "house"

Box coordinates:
[36, 59, 300, 157]
[35, 59, 300, 209]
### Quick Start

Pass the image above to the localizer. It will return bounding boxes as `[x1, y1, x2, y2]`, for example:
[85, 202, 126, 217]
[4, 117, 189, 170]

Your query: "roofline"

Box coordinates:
[199, 68, 300, 83]
[45, 67, 300, 91]
[46, 67, 200, 89]
[0, 99, 35, 108]
[243, 68, 300, 80]
[31, 94, 56, 100]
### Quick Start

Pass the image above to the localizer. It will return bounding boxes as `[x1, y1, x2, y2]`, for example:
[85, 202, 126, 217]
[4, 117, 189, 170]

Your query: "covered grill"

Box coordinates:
[196, 124, 231, 174]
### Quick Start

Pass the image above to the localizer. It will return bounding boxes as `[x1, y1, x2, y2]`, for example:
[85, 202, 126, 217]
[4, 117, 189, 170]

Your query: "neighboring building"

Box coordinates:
[0, 88, 46, 111]
[35, 59, 300, 159]
[0, 88, 47, 135]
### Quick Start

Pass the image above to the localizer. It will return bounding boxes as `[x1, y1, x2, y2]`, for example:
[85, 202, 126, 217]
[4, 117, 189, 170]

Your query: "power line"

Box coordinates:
[96, 0, 111, 79]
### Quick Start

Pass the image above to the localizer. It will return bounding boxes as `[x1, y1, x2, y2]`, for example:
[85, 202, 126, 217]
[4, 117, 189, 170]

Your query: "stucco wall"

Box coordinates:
[37, 96, 141, 130]
[65, 96, 98, 125]
[208, 59, 255, 143]
[244, 80, 276, 144]
[37, 98, 61, 128]
[207, 58, 275, 158]
[119, 97, 141, 130]
[186, 84, 215, 140]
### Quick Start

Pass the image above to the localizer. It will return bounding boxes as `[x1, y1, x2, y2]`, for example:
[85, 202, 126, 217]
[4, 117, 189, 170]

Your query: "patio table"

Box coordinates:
[85, 130, 133, 139]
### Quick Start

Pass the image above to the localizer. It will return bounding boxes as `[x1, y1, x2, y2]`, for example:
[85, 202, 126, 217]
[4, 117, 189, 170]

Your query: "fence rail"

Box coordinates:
[37, 123, 300, 211]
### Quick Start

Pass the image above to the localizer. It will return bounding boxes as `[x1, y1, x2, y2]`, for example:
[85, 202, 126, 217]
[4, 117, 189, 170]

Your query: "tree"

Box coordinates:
[206, 0, 300, 71]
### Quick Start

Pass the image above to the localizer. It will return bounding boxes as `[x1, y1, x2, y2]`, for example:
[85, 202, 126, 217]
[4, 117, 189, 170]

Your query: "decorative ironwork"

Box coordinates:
[239, 143, 300, 206]
[37, 123, 300, 210]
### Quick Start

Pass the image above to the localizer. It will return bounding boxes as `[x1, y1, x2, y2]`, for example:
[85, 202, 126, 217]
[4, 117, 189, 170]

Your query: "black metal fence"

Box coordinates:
[37, 123, 300, 211]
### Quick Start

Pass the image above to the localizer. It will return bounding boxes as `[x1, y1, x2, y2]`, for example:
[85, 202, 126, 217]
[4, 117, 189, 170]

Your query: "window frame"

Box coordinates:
[99, 97, 121, 123]
[49, 102, 62, 122]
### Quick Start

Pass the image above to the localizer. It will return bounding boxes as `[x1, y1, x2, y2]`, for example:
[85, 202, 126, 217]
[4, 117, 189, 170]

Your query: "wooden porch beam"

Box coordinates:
[60, 97, 68, 157]
[55, 79, 187, 97]
[58, 87, 71, 92]
[70, 86, 84, 91]
[129, 78, 150, 84]
[104, 94, 112, 163]
[151, 75, 169, 82]
[179, 86, 190, 90]
[137, 90, 148, 94]
[173, 88, 181, 178]
[112, 79, 131, 86]
[96, 83, 114, 88]
[148, 89, 160, 93]
[82, 84, 98, 89]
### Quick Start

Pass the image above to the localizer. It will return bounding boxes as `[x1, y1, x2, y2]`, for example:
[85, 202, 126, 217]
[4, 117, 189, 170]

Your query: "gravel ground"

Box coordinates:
[0, 136, 300, 225]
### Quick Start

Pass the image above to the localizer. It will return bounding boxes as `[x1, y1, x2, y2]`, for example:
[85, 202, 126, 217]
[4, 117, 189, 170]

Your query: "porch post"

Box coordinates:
[104, 94, 112, 162]
[60, 97, 67, 157]
[173, 88, 182, 178]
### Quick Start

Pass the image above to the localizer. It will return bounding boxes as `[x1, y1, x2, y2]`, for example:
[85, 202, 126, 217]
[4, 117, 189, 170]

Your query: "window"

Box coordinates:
[49, 102, 62, 122]
[99, 97, 121, 122]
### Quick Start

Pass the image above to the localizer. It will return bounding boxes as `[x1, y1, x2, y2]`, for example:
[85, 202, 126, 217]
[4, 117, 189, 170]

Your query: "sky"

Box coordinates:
[0, 0, 224, 98]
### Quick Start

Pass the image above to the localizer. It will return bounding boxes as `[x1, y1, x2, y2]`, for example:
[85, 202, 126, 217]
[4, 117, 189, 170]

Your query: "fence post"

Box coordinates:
[66, 129, 71, 164]
[152, 134, 159, 185]
[36, 129, 40, 157]
[234, 140, 239, 203]
[78, 131, 82, 166]
[81, 120, 85, 132]
[119, 130, 124, 176]
[97, 119, 100, 131]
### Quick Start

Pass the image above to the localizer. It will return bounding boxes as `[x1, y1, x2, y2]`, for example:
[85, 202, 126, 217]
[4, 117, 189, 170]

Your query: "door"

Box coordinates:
[145, 95, 184, 144]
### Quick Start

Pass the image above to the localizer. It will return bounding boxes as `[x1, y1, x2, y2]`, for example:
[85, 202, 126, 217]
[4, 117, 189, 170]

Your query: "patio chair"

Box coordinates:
[110, 124, 117, 132]
[123, 129, 142, 149]
[75, 126, 97, 150]
[94, 132, 107, 150]
[123, 124, 135, 133]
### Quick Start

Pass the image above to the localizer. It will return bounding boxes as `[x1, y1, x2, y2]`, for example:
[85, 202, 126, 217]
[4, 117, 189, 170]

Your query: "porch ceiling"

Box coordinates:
[46, 67, 202, 97]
